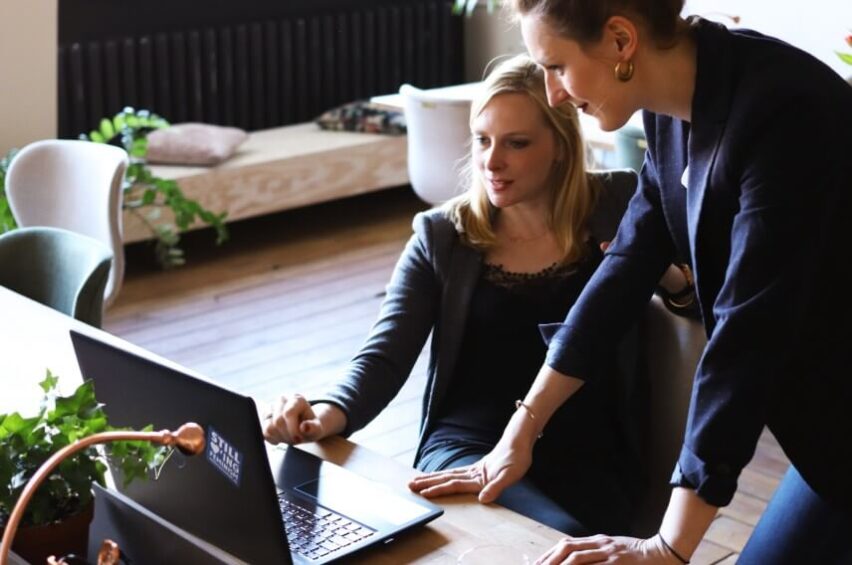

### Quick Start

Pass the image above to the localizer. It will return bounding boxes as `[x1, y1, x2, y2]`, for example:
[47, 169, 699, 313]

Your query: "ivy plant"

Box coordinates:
[0, 371, 169, 528]
[0, 149, 18, 234]
[83, 107, 229, 268]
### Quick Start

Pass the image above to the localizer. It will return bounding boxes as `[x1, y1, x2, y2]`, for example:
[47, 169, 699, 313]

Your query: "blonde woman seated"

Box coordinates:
[264, 55, 646, 535]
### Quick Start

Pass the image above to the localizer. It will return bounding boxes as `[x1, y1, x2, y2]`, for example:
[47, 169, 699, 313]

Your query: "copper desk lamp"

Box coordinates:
[0, 423, 205, 565]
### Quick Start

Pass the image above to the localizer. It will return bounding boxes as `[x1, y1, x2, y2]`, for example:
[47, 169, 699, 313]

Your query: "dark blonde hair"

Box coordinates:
[444, 54, 595, 265]
[508, 0, 685, 47]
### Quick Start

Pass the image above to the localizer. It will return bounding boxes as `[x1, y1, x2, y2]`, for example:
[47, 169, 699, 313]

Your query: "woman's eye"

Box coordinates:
[548, 65, 565, 77]
[508, 139, 530, 149]
[474, 135, 489, 146]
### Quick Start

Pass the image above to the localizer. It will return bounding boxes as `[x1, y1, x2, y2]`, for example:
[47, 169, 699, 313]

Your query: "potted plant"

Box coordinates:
[0, 371, 168, 563]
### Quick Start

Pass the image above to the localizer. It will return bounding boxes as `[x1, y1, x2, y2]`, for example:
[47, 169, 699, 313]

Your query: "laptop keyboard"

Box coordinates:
[278, 495, 376, 561]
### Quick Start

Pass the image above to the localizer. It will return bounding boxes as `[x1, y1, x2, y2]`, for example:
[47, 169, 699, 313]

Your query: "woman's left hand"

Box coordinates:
[535, 534, 679, 564]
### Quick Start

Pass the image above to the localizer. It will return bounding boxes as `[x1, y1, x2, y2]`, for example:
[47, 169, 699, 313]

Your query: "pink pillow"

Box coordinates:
[146, 123, 248, 166]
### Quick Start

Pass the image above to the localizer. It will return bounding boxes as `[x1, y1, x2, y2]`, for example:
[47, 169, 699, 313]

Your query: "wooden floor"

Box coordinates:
[104, 187, 788, 564]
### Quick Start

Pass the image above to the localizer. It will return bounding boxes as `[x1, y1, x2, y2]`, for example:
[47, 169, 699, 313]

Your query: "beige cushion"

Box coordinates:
[146, 123, 248, 166]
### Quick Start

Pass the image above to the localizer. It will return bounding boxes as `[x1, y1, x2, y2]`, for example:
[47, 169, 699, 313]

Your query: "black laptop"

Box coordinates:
[70, 330, 443, 564]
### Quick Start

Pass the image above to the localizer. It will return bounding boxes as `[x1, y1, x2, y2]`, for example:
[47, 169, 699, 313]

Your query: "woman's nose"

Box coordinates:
[485, 147, 504, 170]
[545, 74, 569, 107]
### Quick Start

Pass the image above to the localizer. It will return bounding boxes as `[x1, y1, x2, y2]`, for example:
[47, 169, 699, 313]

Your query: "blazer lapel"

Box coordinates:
[426, 241, 481, 422]
[685, 19, 734, 314]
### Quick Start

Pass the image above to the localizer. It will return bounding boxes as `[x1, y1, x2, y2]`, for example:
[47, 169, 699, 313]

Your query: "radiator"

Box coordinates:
[58, 0, 463, 139]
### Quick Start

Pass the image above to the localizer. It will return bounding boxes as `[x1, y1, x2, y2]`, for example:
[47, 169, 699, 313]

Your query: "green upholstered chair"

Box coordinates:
[5, 139, 128, 307]
[0, 227, 113, 327]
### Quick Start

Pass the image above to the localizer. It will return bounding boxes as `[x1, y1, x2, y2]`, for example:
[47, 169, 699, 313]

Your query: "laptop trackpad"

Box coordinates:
[295, 476, 431, 527]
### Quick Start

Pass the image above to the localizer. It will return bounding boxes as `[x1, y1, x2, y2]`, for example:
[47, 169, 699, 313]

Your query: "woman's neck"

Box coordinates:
[495, 201, 551, 242]
[634, 23, 698, 122]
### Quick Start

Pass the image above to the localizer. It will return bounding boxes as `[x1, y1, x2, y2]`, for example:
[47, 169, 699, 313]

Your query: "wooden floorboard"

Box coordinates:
[104, 187, 787, 564]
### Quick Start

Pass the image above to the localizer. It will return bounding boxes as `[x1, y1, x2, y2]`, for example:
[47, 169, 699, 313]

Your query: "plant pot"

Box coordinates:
[10, 502, 94, 564]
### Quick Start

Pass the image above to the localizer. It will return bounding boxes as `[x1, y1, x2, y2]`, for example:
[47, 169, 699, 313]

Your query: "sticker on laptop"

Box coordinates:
[206, 427, 243, 487]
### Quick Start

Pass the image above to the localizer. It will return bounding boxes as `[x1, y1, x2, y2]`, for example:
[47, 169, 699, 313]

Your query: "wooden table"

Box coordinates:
[1, 287, 565, 563]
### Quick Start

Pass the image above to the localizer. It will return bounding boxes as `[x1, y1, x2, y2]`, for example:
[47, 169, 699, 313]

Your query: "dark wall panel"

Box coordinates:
[58, 0, 464, 138]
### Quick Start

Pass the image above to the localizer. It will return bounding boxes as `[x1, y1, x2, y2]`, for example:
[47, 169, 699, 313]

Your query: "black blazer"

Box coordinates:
[544, 18, 852, 509]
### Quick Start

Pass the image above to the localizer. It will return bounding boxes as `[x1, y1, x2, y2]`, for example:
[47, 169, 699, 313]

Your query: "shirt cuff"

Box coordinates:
[670, 443, 738, 507]
[539, 323, 594, 381]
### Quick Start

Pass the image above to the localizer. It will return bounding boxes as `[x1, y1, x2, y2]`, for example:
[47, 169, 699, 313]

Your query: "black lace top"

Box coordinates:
[426, 241, 632, 473]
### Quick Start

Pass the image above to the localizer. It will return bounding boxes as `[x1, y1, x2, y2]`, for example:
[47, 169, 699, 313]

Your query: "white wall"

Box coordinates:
[0, 0, 58, 154]
[463, 6, 525, 82]
[684, 0, 852, 79]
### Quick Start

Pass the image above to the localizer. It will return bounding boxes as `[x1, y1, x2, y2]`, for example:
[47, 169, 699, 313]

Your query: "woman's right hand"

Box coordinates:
[262, 395, 346, 445]
[408, 437, 533, 503]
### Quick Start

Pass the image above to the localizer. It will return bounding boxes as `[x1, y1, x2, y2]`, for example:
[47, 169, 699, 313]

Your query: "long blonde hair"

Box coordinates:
[444, 54, 596, 265]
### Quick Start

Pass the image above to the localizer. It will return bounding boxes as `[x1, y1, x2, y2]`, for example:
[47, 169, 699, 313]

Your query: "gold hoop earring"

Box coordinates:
[614, 60, 634, 82]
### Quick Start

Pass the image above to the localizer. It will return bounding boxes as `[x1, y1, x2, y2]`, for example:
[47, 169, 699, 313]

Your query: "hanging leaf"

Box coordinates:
[78, 107, 229, 268]
[99, 118, 115, 141]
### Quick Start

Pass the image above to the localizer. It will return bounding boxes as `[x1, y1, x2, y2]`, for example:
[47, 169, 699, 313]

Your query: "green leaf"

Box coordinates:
[112, 114, 126, 132]
[99, 118, 115, 140]
[836, 51, 852, 65]
[39, 370, 59, 394]
[89, 131, 105, 144]
[131, 138, 148, 156]
[142, 188, 157, 205]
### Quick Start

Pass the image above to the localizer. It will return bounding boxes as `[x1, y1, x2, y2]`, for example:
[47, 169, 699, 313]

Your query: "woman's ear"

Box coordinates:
[603, 15, 639, 61]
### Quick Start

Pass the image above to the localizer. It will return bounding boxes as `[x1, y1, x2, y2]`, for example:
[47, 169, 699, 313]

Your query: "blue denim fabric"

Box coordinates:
[739, 466, 852, 565]
[417, 449, 589, 536]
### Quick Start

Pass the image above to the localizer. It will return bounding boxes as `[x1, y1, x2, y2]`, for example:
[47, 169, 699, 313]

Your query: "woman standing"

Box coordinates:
[410, 2, 852, 563]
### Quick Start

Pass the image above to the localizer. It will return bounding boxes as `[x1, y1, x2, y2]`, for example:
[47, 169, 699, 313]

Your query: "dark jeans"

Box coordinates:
[739, 465, 852, 565]
[418, 444, 599, 536]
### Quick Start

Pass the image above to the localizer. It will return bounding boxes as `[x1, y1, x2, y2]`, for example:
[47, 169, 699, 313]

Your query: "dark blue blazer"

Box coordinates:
[545, 18, 852, 509]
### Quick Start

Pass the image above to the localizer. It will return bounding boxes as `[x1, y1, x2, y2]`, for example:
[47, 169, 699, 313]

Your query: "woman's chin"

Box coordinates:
[486, 192, 514, 209]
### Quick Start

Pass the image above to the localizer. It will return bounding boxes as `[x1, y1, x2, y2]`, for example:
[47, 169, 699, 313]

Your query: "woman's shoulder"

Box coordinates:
[409, 207, 465, 268]
[412, 207, 457, 242]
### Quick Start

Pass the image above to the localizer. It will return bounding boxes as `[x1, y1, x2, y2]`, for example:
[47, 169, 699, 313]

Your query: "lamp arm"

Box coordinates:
[0, 423, 205, 565]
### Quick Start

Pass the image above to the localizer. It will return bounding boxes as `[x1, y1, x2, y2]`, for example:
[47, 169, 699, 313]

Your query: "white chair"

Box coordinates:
[6, 139, 128, 308]
[399, 84, 472, 205]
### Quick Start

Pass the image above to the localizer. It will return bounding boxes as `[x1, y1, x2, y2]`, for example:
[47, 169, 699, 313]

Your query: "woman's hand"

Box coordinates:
[535, 534, 681, 565]
[408, 439, 533, 503]
[263, 395, 346, 445]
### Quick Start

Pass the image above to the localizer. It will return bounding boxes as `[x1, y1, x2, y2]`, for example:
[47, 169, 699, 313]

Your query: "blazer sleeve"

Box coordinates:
[311, 212, 442, 435]
[671, 103, 831, 506]
[541, 127, 676, 381]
